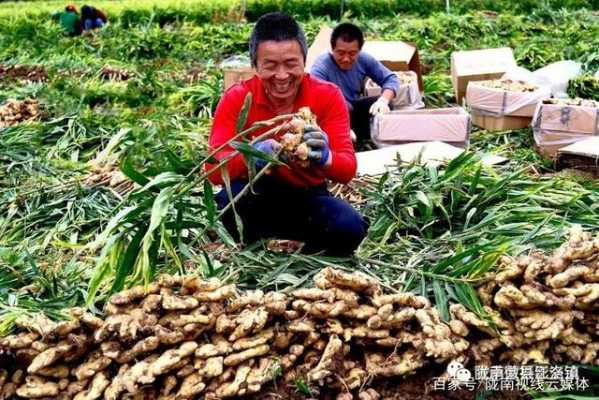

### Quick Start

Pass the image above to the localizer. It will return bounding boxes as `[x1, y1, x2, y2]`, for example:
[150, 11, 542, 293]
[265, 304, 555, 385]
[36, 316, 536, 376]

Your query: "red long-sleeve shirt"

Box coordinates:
[206, 74, 356, 187]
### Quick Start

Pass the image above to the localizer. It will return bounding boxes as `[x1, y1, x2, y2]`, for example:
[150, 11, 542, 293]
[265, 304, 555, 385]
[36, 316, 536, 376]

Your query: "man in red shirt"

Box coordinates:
[207, 12, 367, 256]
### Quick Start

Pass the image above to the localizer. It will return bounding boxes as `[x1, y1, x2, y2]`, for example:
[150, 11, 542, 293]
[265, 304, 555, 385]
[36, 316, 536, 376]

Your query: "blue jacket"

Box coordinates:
[311, 52, 399, 105]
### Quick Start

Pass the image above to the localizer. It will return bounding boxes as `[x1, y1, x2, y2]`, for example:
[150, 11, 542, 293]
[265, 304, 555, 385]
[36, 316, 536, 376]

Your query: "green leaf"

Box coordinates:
[454, 282, 495, 329]
[164, 148, 192, 174]
[415, 190, 432, 209]
[295, 378, 312, 396]
[86, 235, 122, 305]
[204, 180, 216, 226]
[120, 152, 150, 186]
[220, 166, 244, 244]
[433, 280, 449, 321]
[230, 141, 282, 165]
[139, 186, 176, 285]
[236, 93, 252, 134]
[464, 207, 477, 230]
[135, 172, 183, 193]
[88, 198, 154, 250]
[468, 164, 482, 195]
[215, 223, 237, 247]
[110, 226, 146, 293]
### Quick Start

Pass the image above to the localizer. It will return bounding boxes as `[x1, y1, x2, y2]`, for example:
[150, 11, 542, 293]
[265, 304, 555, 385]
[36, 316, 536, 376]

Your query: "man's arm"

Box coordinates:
[309, 53, 331, 82]
[205, 89, 250, 185]
[318, 87, 356, 184]
[363, 53, 399, 99]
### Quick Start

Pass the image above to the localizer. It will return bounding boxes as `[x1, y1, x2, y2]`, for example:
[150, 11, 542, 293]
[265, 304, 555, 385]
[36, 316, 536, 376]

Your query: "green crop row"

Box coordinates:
[1, 0, 598, 22]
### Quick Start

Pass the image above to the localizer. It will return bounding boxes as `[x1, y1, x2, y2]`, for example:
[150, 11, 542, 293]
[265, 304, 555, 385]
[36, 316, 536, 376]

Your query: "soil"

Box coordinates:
[0, 64, 47, 82]
[100, 65, 132, 81]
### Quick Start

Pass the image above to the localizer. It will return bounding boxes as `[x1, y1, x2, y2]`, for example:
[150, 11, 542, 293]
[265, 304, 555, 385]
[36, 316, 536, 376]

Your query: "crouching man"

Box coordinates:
[311, 23, 399, 144]
[206, 12, 368, 256]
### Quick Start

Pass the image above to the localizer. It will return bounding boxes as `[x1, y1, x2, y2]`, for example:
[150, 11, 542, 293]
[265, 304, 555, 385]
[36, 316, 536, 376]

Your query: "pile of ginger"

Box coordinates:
[0, 228, 597, 399]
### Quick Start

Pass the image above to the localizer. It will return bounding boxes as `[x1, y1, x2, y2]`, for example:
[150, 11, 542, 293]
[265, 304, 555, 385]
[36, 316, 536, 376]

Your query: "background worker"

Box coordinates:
[311, 22, 399, 144]
[51, 4, 82, 36]
[207, 12, 367, 257]
[81, 5, 108, 31]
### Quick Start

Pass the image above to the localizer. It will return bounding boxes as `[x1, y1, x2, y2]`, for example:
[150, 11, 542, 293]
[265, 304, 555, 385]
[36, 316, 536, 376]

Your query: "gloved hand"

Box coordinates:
[303, 125, 331, 166]
[369, 96, 390, 115]
[252, 139, 281, 170]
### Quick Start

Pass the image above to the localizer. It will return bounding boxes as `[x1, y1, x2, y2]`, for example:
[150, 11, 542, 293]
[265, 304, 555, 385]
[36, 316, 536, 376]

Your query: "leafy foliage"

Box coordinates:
[1, 4, 599, 335]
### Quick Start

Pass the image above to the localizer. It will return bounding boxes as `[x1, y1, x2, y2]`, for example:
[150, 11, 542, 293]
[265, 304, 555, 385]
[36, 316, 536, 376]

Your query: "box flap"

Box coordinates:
[557, 136, 599, 157]
[305, 25, 333, 71]
[356, 141, 507, 175]
[451, 47, 516, 77]
[356, 142, 464, 175]
[362, 41, 416, 64]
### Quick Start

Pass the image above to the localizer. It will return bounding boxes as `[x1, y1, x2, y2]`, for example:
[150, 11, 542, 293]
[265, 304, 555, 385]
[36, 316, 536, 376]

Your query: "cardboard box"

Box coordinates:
[471, 113, 531, 131]
[362, 41, 423, 90]
[451, 47, 517, 104]
[305, 25, 423, 90]
[363, 71, 424, 109]
[371, 107, 471, 148]
[305, 25, 333, 71]
[556, 136, 599, 176]
[223, 67, 255, 90]
[532, 101, 599, 158]
[466, 80, 550, 119]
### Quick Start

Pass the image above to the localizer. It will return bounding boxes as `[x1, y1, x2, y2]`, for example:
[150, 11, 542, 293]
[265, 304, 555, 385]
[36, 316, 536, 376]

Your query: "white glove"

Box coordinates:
[369, 96, 390, 115]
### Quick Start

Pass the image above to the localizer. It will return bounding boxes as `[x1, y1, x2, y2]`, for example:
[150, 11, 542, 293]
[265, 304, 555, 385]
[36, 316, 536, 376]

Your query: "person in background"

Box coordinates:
[51, 4, 82, 36]
[206, 12, 367, 257]
[81, 5, 108, 31]
[311, 22, 399, 144]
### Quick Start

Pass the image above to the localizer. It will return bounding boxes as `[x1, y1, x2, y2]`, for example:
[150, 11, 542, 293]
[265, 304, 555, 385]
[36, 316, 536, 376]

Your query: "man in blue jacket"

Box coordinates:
[311, 23, 399, 144]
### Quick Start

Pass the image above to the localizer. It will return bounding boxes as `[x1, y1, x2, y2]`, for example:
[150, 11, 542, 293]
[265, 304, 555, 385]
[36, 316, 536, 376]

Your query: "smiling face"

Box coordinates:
[332, 38, 360, 70]
[255, 39, 305, 105]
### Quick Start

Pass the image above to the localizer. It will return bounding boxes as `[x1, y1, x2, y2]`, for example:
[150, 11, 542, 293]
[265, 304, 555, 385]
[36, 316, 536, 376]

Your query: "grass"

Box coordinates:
[0, 3, 599, 334]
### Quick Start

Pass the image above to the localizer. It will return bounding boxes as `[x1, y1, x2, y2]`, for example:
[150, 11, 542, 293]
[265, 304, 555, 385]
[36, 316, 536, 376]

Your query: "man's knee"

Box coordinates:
[330, 208, 368, 247]
[215, 181, 248, 209]
[313, 197, 368, 254]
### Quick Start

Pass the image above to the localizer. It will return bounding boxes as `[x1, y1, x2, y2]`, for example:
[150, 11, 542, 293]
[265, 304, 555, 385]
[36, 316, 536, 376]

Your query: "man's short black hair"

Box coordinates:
[249, 12, 307, 68]
[331, 22, 364, 49]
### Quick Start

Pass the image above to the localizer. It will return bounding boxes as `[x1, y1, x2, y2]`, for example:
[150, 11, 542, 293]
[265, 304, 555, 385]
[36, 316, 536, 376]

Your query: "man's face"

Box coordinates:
[332, 39, 360, 70]
[256, 40, 305, 103]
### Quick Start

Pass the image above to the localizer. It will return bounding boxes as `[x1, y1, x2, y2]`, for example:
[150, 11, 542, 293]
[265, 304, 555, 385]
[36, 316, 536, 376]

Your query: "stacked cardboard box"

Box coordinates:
[370, 107, 471, 148]
[532, 98, 599, 158]
[466, 79, 551, 130]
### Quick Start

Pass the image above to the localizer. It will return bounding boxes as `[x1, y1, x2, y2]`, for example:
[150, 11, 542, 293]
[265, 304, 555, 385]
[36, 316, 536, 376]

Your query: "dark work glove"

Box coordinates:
[303, 125, 331, 166]
[252, 139, 281, 170]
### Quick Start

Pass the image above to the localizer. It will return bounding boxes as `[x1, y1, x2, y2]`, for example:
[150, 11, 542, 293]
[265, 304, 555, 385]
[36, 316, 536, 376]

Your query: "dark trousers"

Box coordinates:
[215, 178, 368, 257]
[350, 96, 379, 143]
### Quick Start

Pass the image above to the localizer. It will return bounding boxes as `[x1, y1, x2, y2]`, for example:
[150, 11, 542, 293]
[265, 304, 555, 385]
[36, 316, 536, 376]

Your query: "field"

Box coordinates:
[1, 0, 599, 398]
